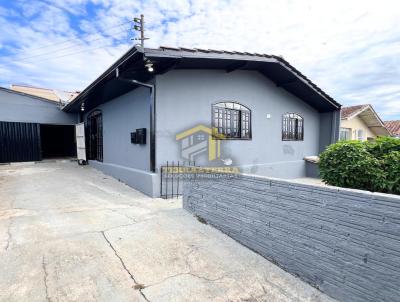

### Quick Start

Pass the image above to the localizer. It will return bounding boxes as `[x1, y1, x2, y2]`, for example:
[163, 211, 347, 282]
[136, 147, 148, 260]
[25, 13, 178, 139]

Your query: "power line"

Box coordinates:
[21, 42, 130, 64]
[17, 27, 130, 62]
[7, 16, 145, 65]
[18, 19, 133, 54]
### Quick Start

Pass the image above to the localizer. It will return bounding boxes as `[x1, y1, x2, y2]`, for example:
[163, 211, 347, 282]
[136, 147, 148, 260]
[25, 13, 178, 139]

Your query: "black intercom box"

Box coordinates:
[131, 128, 146, 145]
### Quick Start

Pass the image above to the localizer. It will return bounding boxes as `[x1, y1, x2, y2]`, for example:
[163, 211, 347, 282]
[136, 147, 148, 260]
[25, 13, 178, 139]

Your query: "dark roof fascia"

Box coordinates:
[274, 59, 341, 110]
[62, 46, 143, 112]
[63, 46, 341, 113]
[144, 48, 341, 110]
[0, 86, 60, 105]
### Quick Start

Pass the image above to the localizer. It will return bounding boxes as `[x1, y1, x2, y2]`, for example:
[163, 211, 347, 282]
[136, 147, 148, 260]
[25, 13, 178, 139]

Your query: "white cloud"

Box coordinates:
[0, 0, 399, 119]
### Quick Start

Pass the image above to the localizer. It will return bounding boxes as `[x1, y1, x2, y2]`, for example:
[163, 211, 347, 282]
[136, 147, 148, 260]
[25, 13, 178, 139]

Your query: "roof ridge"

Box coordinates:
[157, 45, 274, 57]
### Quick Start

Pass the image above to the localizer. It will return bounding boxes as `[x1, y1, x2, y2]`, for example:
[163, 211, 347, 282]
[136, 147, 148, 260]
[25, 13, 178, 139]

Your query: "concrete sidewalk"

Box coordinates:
[0, 161, 335, 302]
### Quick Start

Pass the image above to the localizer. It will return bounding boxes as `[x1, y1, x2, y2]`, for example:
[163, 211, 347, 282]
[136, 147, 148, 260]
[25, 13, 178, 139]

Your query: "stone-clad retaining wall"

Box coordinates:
[183, 174, 400, 302]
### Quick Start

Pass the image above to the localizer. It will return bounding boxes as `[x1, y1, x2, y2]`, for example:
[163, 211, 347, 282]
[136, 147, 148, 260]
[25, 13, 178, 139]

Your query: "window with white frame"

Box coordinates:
[357, 129, 364, 141]
[339, 128, 351, 141]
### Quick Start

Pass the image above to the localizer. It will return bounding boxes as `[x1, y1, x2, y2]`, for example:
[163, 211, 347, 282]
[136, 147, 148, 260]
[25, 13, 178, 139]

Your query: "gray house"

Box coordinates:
[0, 87, 78, 162]
[62, 46, 341, 197]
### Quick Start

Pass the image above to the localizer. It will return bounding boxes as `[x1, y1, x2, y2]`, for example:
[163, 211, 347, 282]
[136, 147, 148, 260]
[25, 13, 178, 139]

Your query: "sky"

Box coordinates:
[0, 0, 399, 120]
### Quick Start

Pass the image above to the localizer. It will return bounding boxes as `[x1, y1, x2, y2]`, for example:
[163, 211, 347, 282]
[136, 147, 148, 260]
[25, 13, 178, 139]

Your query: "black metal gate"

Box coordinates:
[86, 110, 103, 162]
[160, 161, 196, 199]
[0, 121, 41, 163]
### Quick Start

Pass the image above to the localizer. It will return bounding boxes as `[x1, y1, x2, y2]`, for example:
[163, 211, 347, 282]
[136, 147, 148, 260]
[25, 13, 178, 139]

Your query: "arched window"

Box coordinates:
[212, 102, 251, 139]
[86, 110, 103, 161]
[282, 113, 304, 141]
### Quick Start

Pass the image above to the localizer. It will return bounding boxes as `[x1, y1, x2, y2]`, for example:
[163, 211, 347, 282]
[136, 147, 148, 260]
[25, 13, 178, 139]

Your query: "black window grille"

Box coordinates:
[212, 102, 251, 139]
[86, 110, 103, 161]
[282, 113, 304, 141]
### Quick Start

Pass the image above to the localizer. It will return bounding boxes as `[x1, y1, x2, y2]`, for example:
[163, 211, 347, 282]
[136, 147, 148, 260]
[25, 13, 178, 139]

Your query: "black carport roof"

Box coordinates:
[63, 46, 341, 113]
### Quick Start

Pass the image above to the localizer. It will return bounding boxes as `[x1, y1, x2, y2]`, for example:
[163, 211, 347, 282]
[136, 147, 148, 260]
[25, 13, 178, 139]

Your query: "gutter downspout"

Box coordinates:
[116, 69, 156, 173]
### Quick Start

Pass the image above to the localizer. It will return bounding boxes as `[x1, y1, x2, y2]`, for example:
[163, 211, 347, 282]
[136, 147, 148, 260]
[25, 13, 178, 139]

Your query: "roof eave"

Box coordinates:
[145, 50, 340, 111]
[62, 46, 341, 113]
[62, 46, 143, 112]
[357, 106, 391, 136]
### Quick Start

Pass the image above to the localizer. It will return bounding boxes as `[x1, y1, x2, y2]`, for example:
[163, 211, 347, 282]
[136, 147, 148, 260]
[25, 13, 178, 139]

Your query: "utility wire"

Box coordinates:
[21, 19, 133, 53]
[22, 42, 130, 64]
[17, 27, 129, 62]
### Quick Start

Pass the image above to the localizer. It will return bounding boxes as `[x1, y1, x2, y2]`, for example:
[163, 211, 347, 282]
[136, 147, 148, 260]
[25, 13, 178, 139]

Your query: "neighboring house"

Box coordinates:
[0, 87, 78, 162]
[11, 84, 80, 106]
[62, 46, 341, 197]
[385, 120, 400, 138]
[340, 104, 390, 141]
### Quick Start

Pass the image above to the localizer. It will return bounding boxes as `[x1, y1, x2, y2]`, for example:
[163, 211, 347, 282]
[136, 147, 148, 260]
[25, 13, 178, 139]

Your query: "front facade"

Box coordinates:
[340, 104, 390, 141]
[156, 69, 328, 177]
[63, 46, 341, 197]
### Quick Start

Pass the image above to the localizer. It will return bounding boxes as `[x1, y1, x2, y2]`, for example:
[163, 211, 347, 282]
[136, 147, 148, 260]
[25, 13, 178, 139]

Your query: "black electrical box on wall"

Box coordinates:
[136, 128, 146, 144]
[131, 128, 146, 145]
[130, 132, 137, 144]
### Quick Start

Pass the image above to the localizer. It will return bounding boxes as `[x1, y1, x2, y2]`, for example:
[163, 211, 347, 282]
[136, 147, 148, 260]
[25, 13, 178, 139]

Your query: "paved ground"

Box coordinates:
[0, 161, 335, 302]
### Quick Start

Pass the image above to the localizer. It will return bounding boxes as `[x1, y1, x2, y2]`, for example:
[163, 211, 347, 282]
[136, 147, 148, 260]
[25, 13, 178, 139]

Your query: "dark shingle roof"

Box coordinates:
[146, 46, 341, 109]
[63, 45, 342, 113]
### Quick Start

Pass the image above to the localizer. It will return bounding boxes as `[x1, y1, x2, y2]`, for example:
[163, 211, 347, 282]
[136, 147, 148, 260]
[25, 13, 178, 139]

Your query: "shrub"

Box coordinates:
[319, 141, 385, 192]
[367, 136, 400, 158]
[383, 151, 400, 194]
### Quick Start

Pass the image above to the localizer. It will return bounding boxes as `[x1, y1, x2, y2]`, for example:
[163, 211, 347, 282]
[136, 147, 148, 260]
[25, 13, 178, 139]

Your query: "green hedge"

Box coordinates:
[319, 137, 400, 194]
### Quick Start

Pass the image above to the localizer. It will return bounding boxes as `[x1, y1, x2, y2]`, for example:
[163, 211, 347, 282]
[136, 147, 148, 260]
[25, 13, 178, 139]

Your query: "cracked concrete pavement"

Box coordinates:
[0, 161, 335, 302]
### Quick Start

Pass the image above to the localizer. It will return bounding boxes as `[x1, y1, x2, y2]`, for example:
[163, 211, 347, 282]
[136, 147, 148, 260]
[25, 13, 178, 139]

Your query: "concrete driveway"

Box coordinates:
[0, 161, 334, 302]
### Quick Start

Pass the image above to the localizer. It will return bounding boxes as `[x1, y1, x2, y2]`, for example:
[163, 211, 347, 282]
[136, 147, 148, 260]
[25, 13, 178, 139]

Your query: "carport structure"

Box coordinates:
[0, 87, 78, 163]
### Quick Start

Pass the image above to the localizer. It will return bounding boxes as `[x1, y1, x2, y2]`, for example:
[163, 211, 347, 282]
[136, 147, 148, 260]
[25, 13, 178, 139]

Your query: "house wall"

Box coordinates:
[319, 110, 340, 153]
[83, 87, 158, 197]
[0, 89, 77, 124]
[341, 117, 376, 141]
[155, 69, 324, 179]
